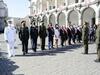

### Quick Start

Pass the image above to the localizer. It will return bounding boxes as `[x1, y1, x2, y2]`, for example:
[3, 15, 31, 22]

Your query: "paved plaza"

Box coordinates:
[0, 34, 100, 75]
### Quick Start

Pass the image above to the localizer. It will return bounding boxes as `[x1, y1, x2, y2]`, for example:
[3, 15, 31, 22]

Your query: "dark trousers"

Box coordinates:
[68, 36, 72, 45]
[61, 37, 65, 47]
[22, 41, 28, 53]
[31, 38, 37, 52]
[84, 42, 88, 54]
[72, 35, 76, 43]
[77, 35, 81, 43]
[41, 38, 46, 50]
[48, 37, 53, 49]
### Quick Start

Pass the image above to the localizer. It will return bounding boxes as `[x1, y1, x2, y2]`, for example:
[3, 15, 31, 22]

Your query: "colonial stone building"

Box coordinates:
[29, 0, 100, 27]
[0, 0, 8, 32]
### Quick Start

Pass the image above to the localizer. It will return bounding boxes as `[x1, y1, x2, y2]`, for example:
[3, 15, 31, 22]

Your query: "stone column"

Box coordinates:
[79, 13, 82, 26]
[66, 11, 70, 26]
[79, 0, 82, 3]
[64, 12, 68, 27]
[47, 1, 49, 11]
[47, 15, 49, 25]
[55, 14, 58, 24]
[40, 0, 42, 13]
[96, 8, 99, 25]
[65, 0, 68, 6]
[55, 0, 57, 8]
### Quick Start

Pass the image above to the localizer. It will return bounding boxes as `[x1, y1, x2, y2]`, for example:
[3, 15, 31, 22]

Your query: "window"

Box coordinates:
[53, 6, 55, 9]
[64, 3, 66, 6]
[75, 0, 78, 3]
[49, 6, 52, 10]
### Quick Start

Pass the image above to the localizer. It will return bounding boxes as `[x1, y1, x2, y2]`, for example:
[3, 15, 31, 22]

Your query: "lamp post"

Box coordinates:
[0, 0, 8, 32]
[28, 0, 36, 25]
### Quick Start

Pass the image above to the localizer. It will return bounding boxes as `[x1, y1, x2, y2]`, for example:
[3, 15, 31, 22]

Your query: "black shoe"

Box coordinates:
[42, 48, 46, 50]
[95, 59, 100, 62]
[49, 48, 51, 50]
[23, 52, 25, 55]
[52, 47, 54, 49]
[69, 43, 72, 45]
[32, 48, 34, 50]
[84, 53, 88, 54]
[34, 49, 37, 52]
[26, 51, 28, 54]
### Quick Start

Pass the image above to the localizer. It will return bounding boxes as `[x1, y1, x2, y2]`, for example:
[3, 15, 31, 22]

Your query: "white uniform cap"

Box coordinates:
[7, 19, 13, 23]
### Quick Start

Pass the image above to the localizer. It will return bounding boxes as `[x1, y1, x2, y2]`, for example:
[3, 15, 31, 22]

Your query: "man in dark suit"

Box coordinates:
[67, 26, 72, 45]
[39, 22, 47, 50]
[60, 26, 66, 47]
[30, 22, 38, 52]
[47, 23, 54, 49]
[19, 21, 29, 55]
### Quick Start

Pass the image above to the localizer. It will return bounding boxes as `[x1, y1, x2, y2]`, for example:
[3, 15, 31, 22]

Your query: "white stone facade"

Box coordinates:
[29, 0, 100, 27]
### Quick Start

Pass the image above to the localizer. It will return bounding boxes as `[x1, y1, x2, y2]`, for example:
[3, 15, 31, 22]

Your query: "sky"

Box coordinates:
[3, 0, 31, 18]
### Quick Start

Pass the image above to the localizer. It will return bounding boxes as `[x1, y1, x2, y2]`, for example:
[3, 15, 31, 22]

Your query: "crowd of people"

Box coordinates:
[4, 19, 100, 62]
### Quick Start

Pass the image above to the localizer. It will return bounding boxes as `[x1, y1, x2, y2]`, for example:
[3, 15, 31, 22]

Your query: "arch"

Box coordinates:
[82, 7, 96, 26]
[57, 12, 66, 26]
[68, 10, 79, 25]
[42, 15, 48, 27]
[49, 14, 56, 26]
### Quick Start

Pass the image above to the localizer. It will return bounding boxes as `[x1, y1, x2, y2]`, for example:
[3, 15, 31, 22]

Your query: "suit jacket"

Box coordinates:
[39, 25, 47, 39]
[30, 26, 38, 40]
[47, 27, 54, 39]
[19, 27, 29, 42]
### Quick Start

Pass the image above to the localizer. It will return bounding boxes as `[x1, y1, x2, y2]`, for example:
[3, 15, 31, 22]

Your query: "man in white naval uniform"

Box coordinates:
[4, 20, 16, 57]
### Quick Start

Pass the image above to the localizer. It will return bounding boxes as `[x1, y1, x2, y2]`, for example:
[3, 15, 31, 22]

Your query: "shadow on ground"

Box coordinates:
[0, 52, 24, 75]
[15, 44, 82, 57]
[0, 58, 22, 75]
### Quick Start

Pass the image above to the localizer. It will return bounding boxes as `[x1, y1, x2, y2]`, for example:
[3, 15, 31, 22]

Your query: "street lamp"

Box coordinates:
[0, 1, 8, 32]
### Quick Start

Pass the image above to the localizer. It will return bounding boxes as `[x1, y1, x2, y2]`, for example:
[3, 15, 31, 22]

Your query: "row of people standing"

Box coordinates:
[18, 20, 100, 62]
[55, 24, 82, 47]
[4, 19, 99, 62]
[18, 21, 47, 55]
[18, 21, 83, 55]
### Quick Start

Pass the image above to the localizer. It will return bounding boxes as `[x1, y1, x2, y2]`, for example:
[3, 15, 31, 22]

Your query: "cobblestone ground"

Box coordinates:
[0, 34, 100, 75]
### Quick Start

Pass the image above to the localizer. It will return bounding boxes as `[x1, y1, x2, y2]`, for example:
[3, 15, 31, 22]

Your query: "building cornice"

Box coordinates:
[31, 0, 100, 17]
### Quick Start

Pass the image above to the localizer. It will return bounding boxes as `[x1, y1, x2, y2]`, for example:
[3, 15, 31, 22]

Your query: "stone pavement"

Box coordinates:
[0, 34, 100, 75]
